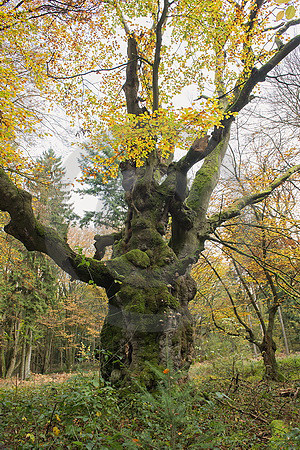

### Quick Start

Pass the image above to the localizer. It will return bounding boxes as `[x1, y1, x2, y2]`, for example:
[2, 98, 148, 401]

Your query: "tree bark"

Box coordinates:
[6, 319, 21, 378]
[278, 306, 289, 356]
[100, 274, 196, 387]
[259, 335, 280, 381]
[24, 329, 33, 379]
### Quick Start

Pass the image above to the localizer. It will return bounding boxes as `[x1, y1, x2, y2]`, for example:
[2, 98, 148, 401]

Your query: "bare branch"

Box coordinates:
[208, 164, 300, 228]
[176, 35, 300, 174]
[47, 61, 132, 80]
[203, 254, 255, 341]
[232, 259, 266, 334]
[264, 18, 300, 35]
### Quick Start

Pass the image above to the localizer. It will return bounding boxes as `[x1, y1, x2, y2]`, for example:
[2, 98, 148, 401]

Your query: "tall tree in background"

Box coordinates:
[78, 143, 126, 229]
[0, 1, 300, 386]
[32, 149, 78, 237]
[0, 230, 57, 379]
[0, 149, 77, 378]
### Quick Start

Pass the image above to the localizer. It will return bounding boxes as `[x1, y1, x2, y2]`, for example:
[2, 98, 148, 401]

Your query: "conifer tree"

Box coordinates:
[78, 144, 126, 230]
[33, 149, 77, 238]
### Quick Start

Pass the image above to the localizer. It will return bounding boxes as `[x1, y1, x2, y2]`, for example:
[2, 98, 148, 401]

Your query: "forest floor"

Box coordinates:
[0, 371, 87, 388]
[0, 354, 299, 449]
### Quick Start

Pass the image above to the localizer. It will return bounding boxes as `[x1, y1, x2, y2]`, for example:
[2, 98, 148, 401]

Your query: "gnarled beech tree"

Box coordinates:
[0, 0, 300, 386]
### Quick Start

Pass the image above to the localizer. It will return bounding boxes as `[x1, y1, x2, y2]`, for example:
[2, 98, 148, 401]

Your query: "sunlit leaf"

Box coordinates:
[276, 10, 285, 21]
[285, 5, 296, 19]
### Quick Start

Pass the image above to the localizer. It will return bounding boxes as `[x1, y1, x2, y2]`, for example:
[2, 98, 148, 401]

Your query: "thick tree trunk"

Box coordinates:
[100, 273, 196, 387]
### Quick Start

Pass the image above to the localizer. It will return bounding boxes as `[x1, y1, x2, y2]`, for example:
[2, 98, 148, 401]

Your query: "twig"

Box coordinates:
[45, 402, 57, 434]
[216, 397, 269, 424]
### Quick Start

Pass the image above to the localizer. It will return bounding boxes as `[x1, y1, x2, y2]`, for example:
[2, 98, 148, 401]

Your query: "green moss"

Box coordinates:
[131, 216, 153, 230]
[186, 143, 222, 211]
[125, 249, 150, 268]
[100, 322, 125, 378]
[119, 284, 144, 304]
[112, 239, 126, 257]
[131, 335, 162, 388]
[119, 283, 179, 315]
[152, 244, 176, 267]
[130, 227, 164, 250]
[145, 249, 153, 259]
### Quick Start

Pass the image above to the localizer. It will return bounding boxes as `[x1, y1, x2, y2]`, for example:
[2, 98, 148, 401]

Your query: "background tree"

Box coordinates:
[193, 90, 300, 380]
[0, 1, 300, 386]
[78, 143, 126, 230]
[0, 229, 57, 379]
[31, 149, 78, 237]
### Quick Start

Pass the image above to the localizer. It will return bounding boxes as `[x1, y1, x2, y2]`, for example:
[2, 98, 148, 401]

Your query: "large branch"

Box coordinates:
[152, 0, 169, 111]
[0, 168, 115, 289]
[230, 33, 300, 114]
[123, 37, 144, 115]
[176, 34, 300, 174]
[208, 164, 300, 230]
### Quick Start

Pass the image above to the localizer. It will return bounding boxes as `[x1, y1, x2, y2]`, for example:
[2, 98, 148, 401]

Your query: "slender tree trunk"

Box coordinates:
[42, 331, 53, 374]
[278, 306, 289, 356]
[24, 329, 32, 379]
[246, 305, 258, 357]
[0, 345, 6, 378]
[6, 319, 21, 378]
[20, 338, 26, 380]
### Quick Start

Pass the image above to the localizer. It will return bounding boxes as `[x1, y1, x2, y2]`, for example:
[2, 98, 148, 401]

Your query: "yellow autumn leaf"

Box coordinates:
[53, 426, 60, 436]
[26, 433, 35, 443]
[285, 5, 296, 20]
[275, 0, 288, 4]
[276, 10, 285, 21]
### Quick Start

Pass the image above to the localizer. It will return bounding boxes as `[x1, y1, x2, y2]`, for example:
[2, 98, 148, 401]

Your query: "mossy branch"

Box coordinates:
[187, 134, 230, 213]
[208, 164, 300, 229]
[0, 168, 115, 288]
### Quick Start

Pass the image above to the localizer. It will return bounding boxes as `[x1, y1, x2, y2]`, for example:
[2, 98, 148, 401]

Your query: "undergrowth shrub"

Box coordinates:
[0, 355, 299, 449]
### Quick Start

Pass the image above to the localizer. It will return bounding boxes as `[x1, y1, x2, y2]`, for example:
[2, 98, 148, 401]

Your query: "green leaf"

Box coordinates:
[285, 5, 296, 20]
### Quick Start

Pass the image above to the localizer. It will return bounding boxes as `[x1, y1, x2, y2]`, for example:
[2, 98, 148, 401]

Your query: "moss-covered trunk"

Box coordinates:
[100, 272, 196, 387]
